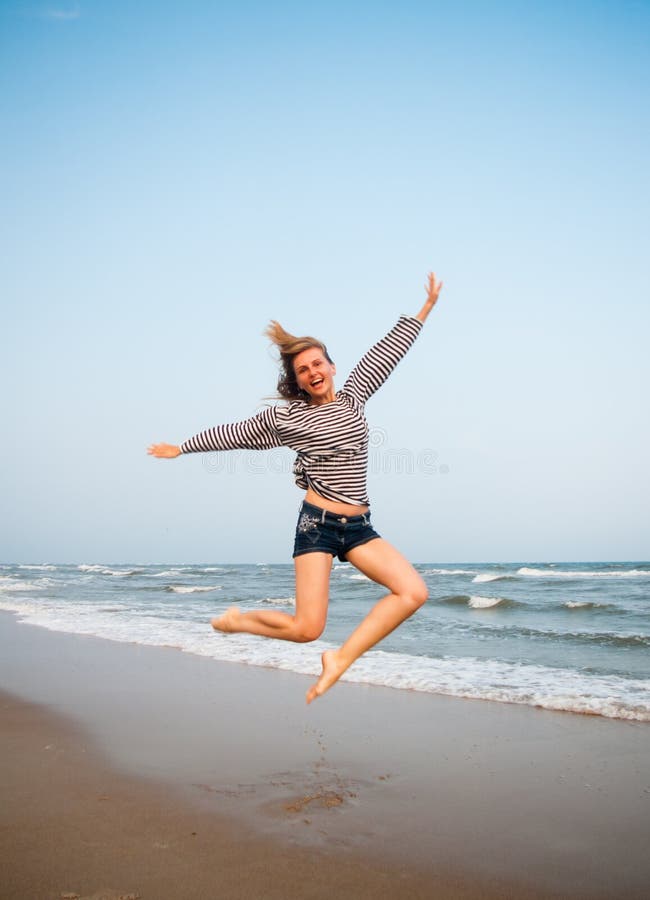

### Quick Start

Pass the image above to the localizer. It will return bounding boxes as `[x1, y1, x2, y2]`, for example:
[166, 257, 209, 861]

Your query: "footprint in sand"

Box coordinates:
[61, 891, 141, 900]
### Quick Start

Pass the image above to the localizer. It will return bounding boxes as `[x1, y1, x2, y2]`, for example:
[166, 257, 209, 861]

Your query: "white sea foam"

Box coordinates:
[0, 599, 44, 614]
[166, 585, 222, 594]
[17, 564, 57, 571]
[256, 596, 295, 607]
[472, 573, 510, 583]
[565, 601, 600, 609]
[148, 570, 186, 577]
[422, 568, 475, 576]
[469, 595, 506, 609]
[77, 564, 140, 576]
[345, 651, 650, 722]
[106, 569, 140, 577]
[0, 577, 49, 593]
[518, 566, 650, 579]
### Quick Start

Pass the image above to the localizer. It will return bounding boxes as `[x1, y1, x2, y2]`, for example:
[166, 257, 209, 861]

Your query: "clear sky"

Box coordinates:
[2, 0, 649, 564]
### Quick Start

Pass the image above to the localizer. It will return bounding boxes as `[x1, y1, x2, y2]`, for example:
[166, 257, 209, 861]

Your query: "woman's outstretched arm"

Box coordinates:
[147, 406, 282, 459]
[415, 271, 443, 324]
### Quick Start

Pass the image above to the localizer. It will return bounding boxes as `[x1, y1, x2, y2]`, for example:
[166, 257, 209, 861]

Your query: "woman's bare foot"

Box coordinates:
[211, 606, 240, 633]
[306, 650, 347, 704]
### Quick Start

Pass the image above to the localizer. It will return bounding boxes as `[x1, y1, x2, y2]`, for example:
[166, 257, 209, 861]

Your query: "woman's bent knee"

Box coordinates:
[405, 580, 428, 611]
[293, 621, 325, 643]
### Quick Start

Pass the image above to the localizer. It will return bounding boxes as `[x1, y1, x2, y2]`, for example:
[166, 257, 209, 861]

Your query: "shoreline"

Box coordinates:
[3, 559, 648, 721]
[1, 611, 649, 898]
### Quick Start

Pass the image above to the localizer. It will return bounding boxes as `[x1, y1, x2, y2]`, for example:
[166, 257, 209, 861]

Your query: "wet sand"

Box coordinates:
[1, 612, 649, 899]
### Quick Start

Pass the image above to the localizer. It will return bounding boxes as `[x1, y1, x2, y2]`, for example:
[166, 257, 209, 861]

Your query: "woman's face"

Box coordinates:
[293, 347, 336, 404]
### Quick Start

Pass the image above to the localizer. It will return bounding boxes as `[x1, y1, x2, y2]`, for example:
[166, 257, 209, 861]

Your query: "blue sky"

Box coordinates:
[2, 0, 648, 563]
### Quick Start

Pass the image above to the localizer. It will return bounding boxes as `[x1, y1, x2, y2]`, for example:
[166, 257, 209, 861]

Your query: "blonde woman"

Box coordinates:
[148, 272, 443, 702]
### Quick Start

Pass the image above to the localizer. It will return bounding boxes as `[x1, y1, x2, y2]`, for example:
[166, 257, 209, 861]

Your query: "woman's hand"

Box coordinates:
[147, 442, 181, 458]
[415, 271, 443, 323]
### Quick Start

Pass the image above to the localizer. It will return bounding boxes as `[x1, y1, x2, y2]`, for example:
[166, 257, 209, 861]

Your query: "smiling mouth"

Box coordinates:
[310, 379, 324, 388]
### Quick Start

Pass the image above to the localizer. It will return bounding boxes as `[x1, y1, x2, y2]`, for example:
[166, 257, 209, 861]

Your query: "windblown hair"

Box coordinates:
[265, 320, 333, 402]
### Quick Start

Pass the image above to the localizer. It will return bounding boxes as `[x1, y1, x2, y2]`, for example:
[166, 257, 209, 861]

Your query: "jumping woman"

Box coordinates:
[148, 272, 443, 702]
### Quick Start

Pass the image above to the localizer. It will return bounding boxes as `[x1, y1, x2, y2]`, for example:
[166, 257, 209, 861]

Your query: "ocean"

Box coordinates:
[1, 561, 649, 722]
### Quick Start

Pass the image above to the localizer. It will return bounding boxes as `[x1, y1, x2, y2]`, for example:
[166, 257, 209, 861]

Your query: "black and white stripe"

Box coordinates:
[180, 315, 423, 505]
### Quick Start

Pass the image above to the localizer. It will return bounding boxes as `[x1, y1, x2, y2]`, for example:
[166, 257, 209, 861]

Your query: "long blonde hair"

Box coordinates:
[265, 320, 333, 402]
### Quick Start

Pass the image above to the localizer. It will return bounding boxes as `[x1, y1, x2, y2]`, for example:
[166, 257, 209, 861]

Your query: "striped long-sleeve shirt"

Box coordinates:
[180, 315, 423, 505]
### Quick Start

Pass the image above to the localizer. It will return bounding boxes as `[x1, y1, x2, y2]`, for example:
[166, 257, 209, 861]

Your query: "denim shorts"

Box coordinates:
[293, 500, 381, 562]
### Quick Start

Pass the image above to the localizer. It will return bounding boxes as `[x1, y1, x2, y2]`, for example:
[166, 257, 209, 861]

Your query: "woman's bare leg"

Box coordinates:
[211, 552, 333, 643]
[306, 539, 427, 703]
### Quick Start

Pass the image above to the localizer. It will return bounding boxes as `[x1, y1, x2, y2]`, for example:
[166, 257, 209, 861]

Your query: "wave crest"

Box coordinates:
[469, 595, 508, 609]
[165, 585, 222, 594]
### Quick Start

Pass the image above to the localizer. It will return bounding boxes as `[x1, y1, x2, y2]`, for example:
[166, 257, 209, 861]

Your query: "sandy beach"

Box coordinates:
[1, 611, 649, 899]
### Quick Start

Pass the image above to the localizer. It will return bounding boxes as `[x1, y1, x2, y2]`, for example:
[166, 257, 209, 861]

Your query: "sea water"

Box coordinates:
[1, 561, 649, 721]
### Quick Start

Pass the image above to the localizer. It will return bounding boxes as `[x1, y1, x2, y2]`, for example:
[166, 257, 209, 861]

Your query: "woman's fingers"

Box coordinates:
[425, 271, 443, 305]
[147, 443, 180, 458]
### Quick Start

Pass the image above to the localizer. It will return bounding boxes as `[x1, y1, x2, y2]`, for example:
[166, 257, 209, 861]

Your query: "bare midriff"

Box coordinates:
[304, 488, 369, 517]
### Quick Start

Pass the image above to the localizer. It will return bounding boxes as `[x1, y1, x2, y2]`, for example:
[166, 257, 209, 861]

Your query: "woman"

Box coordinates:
[148, 272, 443, 703]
